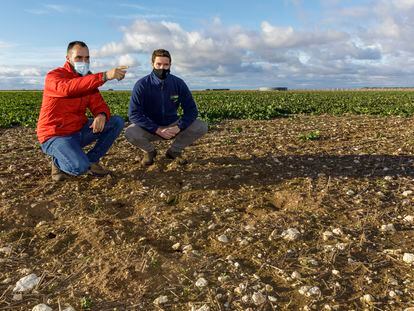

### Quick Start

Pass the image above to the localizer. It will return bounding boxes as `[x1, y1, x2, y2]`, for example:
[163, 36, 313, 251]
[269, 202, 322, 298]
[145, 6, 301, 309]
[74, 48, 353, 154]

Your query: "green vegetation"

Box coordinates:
[299, 130, 321, 141]
[1, 90, 414, 128]
[80, 296, 93, 310]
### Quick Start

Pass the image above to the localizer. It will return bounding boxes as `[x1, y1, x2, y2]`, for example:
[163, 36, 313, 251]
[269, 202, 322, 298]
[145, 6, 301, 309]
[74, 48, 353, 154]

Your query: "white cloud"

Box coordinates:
[20, 68, 41, 76]
[9, 0, 414, 89]
[117, 54, 138, 67]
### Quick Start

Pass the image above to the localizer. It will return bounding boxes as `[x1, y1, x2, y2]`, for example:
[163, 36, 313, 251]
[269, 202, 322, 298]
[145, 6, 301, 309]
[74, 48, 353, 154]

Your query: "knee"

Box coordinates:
[68, 158, 90, 176]
[125, 125, 144, 144]
[110, 115, 125, 131]
[192, 120, 208, 135]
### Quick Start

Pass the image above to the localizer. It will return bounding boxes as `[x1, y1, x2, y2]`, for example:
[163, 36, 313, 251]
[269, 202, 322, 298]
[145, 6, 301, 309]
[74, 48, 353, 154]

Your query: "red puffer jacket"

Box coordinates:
[36, 61, 111, 143]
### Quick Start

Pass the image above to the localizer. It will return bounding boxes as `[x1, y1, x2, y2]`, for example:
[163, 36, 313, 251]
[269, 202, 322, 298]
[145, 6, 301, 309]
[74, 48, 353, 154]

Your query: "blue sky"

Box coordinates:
[1, 0, 414, 90]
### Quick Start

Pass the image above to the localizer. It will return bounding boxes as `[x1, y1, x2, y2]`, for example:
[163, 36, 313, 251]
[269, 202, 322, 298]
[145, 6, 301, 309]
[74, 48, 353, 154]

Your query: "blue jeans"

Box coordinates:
[41, 116, 124, 176]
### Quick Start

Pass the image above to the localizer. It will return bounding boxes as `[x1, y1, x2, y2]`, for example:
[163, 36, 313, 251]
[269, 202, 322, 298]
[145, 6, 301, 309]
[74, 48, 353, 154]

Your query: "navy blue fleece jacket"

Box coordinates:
[128, 72, 198, 133]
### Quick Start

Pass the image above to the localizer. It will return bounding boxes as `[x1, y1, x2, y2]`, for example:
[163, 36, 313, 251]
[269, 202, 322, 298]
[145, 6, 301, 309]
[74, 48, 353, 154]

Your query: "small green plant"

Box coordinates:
[299, 130, 321, 141]
[233, 126, 243, 133]
[80, 296, 93, 310]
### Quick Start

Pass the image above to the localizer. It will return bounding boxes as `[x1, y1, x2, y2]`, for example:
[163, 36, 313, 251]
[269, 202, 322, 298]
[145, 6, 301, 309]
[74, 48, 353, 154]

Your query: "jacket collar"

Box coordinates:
[64, 61, 80, 76]
[150, 70, 170, 84]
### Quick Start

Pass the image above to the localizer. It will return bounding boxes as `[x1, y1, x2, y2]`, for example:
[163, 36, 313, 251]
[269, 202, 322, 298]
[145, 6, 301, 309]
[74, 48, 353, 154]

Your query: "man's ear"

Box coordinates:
[66, 55, 70, 62]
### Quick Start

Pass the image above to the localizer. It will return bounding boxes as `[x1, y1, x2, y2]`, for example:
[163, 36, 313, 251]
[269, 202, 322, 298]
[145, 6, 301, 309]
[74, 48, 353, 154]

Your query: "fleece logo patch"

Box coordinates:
[170, 95, 179, 104]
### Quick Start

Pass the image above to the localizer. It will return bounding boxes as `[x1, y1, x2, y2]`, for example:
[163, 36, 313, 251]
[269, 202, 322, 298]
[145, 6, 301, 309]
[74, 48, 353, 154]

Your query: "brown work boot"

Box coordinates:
[89, 162, 111, 176]
[51, 162, 67, 182]
[165, 149, 181, 160]
[141, 150, 157, 166]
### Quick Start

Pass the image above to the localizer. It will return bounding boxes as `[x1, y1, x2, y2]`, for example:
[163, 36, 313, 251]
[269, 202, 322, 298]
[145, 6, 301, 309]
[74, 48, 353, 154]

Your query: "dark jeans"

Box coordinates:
[41, 116, 124, 175]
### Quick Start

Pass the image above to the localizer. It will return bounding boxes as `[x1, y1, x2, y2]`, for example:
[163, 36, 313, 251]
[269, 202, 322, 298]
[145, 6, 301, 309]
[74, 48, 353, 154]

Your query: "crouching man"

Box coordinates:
[37, 41, 127, 181]
[125, 49, 208, 166]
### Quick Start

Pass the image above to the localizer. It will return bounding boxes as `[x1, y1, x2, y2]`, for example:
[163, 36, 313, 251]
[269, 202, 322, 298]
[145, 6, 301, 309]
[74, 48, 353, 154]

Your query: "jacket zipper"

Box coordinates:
[160, 81, 165, 124]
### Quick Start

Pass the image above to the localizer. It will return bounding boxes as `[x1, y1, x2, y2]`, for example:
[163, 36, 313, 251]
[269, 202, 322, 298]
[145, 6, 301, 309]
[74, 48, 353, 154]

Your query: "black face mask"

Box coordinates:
[153, 68, 170, 80]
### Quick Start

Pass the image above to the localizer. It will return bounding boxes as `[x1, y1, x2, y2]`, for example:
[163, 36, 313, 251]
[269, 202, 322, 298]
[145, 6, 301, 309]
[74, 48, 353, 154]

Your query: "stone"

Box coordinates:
[403, 215, 414, 223]
[217, 234, 229, 243]
[252, 292, 266, 305]
[322, 231, 334, 241]
[402, 190, 413, 197]
[307, 286, 321, 296]
[360, 294, 374, 304]
[32, 304, 52, 311]
[403, 253, 414, 264]
[380, 224, 396, 233]
[195, 277, 208, 288]
[153, 295, 168, 305]
[13, 274, 40, 292]
[291, 271, 301, 279]
[281, 228, 300, 241]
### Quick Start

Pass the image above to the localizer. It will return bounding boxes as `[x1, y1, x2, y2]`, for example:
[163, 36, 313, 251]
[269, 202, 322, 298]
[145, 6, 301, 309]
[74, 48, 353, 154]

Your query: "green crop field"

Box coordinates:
[1, 90, 414, 128]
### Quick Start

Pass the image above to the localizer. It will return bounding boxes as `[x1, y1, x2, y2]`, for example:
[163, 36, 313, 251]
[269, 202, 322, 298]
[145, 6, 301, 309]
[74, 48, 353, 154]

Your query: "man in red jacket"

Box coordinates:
[37, 41, 127, 181]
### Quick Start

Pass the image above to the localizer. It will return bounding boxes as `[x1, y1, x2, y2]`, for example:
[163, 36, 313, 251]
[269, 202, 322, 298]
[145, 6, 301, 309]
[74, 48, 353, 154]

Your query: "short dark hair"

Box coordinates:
[152, 49, 171, 63]
[67, 41, 88, 54]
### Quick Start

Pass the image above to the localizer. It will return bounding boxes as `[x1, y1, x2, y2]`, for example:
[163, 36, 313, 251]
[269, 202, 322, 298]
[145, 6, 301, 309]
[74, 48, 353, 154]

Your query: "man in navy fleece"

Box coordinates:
[125, 49, 208, 166]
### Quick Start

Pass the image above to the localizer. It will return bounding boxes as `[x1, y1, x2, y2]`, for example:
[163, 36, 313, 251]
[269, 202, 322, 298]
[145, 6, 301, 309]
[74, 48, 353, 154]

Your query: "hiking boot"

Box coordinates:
[165, 149, 182, 160]
[89, 162, 111, 176]
[141, 150, 157, 166]
[51, 162, 67, 182]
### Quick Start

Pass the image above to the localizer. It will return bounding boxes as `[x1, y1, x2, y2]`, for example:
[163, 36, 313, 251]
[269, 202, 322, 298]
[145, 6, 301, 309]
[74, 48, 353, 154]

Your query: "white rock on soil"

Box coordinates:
[360, 294, 374, 304]
[182, 245, 193, 253]
[32, 304, 52, 311]
[217, 234, 229, 243]
[332, 228, 343, 236]
[62, 306, 76, 311]
[281, 228, 301, 241]
[336, 243, 348, 251]
[403, 253, 414, 264]
[13, 274, 40, 292]
[322, 231, 334, 241]
[404, 308, 414, 311]
[346, 190, 355, 196]
[252, 292, 266, 305]
[306, 286, 321, 296]
[403, 215, 414, 223]
[332, 269, 340, 276]
[380, 224, 396, 233]
[291, 271, 301, 279]
[195, 277, 208, 288]
[172, 243, 181, 250]
[268, 295, 277, 302]
[298, 286, 312, 295]
[153, 295, 168, 305]
[402, 190, 413, 197]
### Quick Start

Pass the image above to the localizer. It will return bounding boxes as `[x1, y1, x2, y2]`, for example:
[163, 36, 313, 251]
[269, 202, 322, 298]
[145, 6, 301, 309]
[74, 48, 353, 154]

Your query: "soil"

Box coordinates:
[1, 115, 414, 310]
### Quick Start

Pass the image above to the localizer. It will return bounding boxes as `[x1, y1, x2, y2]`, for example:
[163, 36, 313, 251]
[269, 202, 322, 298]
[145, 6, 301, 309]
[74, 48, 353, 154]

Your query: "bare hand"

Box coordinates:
[156, 126, 180, 139]
[90, 114, 106, 133]
[106, 66, 128, 81]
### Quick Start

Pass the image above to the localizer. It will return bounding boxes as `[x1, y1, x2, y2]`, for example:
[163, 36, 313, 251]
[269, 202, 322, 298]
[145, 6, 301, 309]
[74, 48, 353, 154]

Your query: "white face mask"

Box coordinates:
[73, 61, 90, 76]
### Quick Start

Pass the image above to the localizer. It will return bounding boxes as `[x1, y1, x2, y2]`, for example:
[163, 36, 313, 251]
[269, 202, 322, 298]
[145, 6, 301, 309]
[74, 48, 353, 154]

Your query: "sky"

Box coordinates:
[1, 0, 414, 90]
